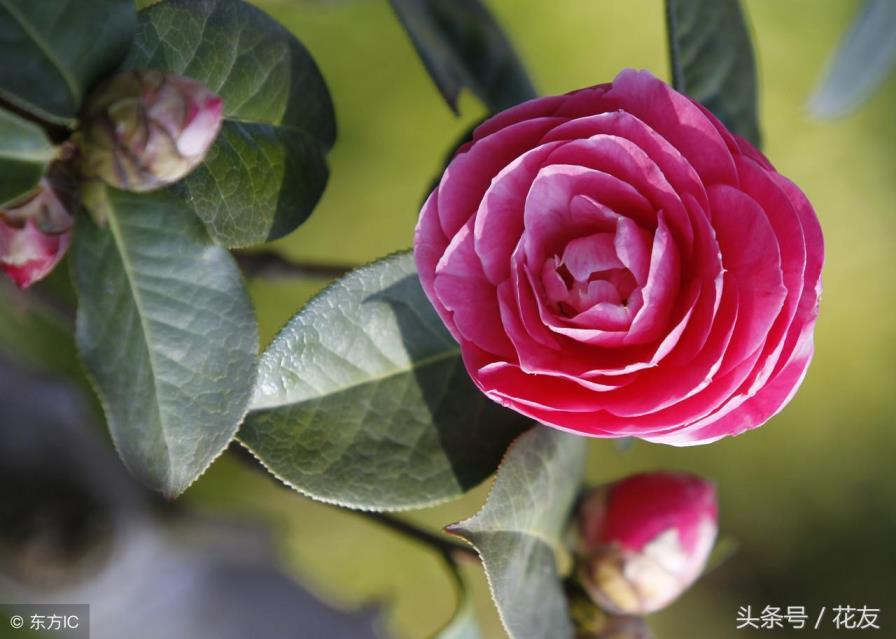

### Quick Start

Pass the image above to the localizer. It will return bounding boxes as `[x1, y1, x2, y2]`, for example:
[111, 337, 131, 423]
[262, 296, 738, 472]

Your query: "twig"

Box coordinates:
[0, 95, 72, 143]
[352, 510, 478, 561]
[228, 443, 478, 561]
[234, 250, 355, 281]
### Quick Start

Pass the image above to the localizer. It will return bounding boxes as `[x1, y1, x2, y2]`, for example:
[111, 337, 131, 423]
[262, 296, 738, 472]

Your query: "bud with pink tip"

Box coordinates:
[0, 217, 71, 289]
[81, 70, 223, 192]
[574, 472, 718, 616]
[0, 174, 75, 289]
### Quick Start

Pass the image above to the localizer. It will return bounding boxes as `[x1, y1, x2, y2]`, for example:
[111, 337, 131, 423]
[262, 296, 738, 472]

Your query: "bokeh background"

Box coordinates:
[1, 1, 894, 637]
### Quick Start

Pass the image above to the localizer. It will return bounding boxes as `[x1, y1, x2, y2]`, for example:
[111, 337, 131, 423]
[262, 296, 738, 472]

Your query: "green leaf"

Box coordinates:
[389, 0, 536, 113]
[434, 562, 482, 639]
[666, 0, 761, 147]
[124, 0, 336, 248]
[447, 426, 586, 639]
[0, 0, 135, 124]
[0, 107, 54, 206]
[72, 188, 258, 497]
[809, 0, 896, 118]
[238, 251, 529, 511]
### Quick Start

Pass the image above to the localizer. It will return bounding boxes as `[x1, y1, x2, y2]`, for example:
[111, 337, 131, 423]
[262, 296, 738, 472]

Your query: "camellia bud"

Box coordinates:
[0, 150, 78, 288]
[0, 217, 71, 290]
[574, 472, 717, 616]
[81, 70, 223, 192]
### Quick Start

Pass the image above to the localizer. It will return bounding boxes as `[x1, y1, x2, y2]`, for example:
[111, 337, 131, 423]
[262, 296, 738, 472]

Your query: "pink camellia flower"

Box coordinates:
[82, 70, 223, 192]
[574, 472, 717, 615]
[414, 69, 823, 445]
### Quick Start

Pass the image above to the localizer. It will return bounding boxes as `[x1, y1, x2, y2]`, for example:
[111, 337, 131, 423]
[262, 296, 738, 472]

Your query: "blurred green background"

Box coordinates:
[4, 0, 895, 637]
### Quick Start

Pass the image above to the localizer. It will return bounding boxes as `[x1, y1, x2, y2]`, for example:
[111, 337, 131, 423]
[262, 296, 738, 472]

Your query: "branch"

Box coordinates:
[227, 443, 479, 561]
[353, 510, 479, 562]
[234, 250, 355, 281]
[0, 95, 72, 143]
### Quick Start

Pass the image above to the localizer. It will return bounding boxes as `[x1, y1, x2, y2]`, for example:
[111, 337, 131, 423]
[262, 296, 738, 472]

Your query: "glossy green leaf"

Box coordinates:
[0, 107, 54, 206]
[0, 0, 135, 124]
[73, 188, 258, 497]
[434, 562, 482, 639]
[239, 251, 529, 511]
[124, 0, 336, 248]
[666, 0, 761, 147]
[448, 426, 586, 639]
[809, 0, 896, 118]
[389, 0, 536, 113]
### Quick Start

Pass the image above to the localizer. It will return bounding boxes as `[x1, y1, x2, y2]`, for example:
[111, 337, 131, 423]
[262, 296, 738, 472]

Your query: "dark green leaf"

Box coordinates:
[0, 107, 54, 206]
[666, 0, 761, 147]
[238, 251, 529, 511]
[448, 426, 586, 639]
[389, 0, 536, 113]
[125, 0, 336, 248]
[0, 0, 135, 124]
[73, 188, 258, 497]
[810, 0, 896, 118]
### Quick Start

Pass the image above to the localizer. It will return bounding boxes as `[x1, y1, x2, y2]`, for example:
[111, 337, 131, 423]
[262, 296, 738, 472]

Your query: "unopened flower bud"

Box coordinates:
[0, 217, 71, 289]
[81, 70, 223, 192]
[574, 472, 717, 616]
[0, 174, 76, 288]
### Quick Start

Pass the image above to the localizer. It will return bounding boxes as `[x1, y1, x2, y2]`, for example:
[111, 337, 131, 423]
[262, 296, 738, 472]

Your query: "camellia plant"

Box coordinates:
[0, 0, 828, 637]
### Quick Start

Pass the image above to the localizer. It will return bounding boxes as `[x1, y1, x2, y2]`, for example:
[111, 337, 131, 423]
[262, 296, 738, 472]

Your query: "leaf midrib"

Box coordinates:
[254, 345, 460, 411]
[0, 0, 81, 109]
[224, 114, 328, 140]
[106, 203, 173, 481]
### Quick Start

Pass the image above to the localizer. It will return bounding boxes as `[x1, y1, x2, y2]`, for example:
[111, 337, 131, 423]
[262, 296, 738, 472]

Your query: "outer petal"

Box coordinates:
[473, 94, 570, 140]
[646, 332, 815, 445]
[603, 69, 738, 186]
[433, 221, 513, 358]
[438, 117, 566, 239]
[414, 191, 456, 334]
[708, 184, 787, 375]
